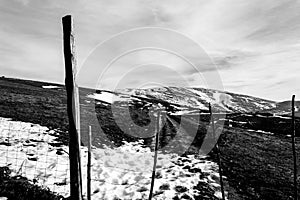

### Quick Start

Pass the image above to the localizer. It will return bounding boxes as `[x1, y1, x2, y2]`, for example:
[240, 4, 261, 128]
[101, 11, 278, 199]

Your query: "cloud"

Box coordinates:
[0, 0, 300, 100]
[13, 0, 30, 6]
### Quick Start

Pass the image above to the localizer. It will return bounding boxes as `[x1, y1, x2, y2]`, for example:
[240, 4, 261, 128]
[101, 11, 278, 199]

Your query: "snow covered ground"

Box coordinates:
[0, 117, 69, 196]
[0, 117, 227, 199]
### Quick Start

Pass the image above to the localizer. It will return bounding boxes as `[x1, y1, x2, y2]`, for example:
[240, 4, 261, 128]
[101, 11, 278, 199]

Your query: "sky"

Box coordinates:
[0, 0, 300, 101]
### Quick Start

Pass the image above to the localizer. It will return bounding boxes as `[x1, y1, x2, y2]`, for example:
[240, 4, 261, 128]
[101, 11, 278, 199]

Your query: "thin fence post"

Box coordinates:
[209, 103, 225, 200]
[149, 111, 161, 200]
[292, 95, 298, 200]
[62, 15, 83, 200]
[87, 126, 92, 200]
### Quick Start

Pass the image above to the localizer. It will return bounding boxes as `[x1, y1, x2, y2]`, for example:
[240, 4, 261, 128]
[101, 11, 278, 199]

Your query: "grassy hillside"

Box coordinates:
[0, 77, 69, 143]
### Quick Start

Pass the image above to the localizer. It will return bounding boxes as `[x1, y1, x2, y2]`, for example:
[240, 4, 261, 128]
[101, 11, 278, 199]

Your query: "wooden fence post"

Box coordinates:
[62, 15, 83, 200]
[87, 126, 92, 200]
[209, 103, 225, 200]
[149, 111, 161, 200]
[292, 95, 298, 200]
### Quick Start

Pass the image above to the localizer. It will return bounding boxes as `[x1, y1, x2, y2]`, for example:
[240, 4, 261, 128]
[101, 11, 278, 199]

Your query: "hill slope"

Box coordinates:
[88, 86, 277, 114]
[1, 77, 300, 199]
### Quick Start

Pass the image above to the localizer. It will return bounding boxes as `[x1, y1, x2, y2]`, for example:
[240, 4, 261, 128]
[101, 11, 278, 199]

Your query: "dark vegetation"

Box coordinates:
[0, 167, 63, 200]
[211, 127, 299, 200]
[0, 76, 300, 199]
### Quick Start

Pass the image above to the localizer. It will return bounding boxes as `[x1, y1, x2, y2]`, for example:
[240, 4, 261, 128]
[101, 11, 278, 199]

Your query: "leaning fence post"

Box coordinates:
[292, 95, 298, 200]
[149, 111, 161, 200]
[87, 126, 92, 200]
[209, 103, 225, 200]
[62, 15, 83, 200]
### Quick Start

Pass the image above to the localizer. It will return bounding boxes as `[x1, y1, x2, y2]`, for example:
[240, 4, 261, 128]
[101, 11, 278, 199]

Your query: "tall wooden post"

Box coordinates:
[62, 15, 83, 200]
[87, 126, 92, 200]
[149, 111, 161, 200]
[209, 103, 225, 200]
[292, 95, 298, 200]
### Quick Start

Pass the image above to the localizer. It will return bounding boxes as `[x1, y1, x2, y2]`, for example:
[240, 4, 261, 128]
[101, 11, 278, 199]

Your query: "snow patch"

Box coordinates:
[82, 141, 227, 199]
[213, 92, 232, 105]
[247, 129, 274, 135]
[87, 92, 123, 104]
[0, 117, 69, 196]
[42, 85, 59, 89]
[188, 89, 212, 103]
[252, 102, 268, 109]
[0, 118, 227, 199]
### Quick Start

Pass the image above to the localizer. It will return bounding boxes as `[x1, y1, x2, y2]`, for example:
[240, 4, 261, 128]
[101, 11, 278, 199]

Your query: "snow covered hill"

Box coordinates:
[87, 87, 277, 114]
